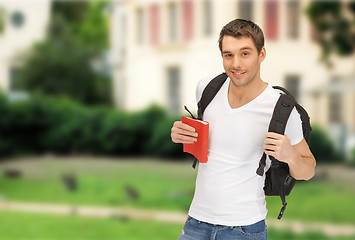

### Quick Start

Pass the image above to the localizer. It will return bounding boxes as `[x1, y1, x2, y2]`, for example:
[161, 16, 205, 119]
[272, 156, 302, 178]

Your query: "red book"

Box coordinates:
[181, 116, 209, 163]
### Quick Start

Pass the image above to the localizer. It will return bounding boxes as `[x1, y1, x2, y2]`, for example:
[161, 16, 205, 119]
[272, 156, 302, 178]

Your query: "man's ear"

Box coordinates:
[259, 46, 266, 63]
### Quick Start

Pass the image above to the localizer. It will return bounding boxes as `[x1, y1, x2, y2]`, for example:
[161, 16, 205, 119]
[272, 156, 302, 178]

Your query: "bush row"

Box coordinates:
[0, 93, 183, 159]
[0, 93, 340, 163]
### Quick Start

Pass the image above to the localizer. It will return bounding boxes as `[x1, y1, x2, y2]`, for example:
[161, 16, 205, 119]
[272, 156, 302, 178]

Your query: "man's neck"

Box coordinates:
[227, 79, 267, 109]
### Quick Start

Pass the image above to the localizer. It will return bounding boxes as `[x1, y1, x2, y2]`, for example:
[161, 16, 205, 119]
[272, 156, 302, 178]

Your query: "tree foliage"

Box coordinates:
[306, 1, 355, 66]
[13, 1, 112, 106]
[53, 0, 109, 51]
[0, 7, 5, 34]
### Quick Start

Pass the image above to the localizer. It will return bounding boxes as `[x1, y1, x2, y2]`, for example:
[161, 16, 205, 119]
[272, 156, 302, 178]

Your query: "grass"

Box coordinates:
[1, 157, 355, 239]
[0, 210, 184, 240]
[0, 211, 354, 240]
[266, 181, 355, 223]
[0, 156, 355, 225]
[0, 157, 196, 211]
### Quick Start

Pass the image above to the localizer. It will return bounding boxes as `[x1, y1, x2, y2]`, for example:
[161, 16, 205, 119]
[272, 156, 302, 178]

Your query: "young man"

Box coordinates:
[171, 19, 316, 240]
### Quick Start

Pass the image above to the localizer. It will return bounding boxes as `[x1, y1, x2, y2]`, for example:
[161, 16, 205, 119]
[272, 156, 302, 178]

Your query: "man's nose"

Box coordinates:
[231, 56, 241, 69]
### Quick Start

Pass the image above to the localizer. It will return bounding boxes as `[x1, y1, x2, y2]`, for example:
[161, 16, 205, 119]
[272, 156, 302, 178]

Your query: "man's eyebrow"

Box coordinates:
[222, 51, 232, 54]
[240, 47, 253, 51]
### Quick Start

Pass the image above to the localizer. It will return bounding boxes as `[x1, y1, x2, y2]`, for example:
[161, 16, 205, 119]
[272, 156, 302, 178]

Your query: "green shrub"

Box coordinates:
[145, 115, 183, 158]
[0, 94, 48, 156]
[351, 146, 355, 165]
[0, 93, 184, 159]
[309, 124, 338, 162]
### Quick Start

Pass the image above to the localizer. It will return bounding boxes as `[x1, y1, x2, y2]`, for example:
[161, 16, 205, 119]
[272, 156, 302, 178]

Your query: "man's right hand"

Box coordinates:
[171, 121, 198, 144]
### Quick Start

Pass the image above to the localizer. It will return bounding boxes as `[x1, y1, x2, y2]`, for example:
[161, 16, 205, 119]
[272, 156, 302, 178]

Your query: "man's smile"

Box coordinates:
[231, 70, 246, 78]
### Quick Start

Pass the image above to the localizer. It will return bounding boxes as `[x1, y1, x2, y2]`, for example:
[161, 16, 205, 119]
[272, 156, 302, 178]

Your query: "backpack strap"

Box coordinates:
[296, 104, 312, 144]
[192, 73, 228, 169]
[271, 86, 312, 144]
[256, 93, 297, 219]
[256, 93, 297, 176]
[271, 163, 287, 219]
[197, 73, 228, 120]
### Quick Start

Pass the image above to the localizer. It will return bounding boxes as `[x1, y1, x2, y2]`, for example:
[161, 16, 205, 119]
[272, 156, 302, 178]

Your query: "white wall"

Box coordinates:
[0, 0, 51, 91]
[111, 0, 354, 117]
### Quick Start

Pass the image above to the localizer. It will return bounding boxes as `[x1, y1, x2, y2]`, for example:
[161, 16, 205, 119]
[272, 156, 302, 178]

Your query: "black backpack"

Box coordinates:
[187, 73, 311, 220]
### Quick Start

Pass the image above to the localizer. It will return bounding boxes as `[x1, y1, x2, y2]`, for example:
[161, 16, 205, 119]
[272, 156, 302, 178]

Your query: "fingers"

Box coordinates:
[265, 132, 282, 139]
[174, 121, 196, 132]
[263, 135, 279, 155]
[171, 121, 198, 144]
[264, 138, 278, 146]
[174, 135, 197, 144]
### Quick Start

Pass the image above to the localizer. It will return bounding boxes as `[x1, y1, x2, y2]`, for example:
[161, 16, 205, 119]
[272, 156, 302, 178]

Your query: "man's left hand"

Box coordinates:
[263, 132, 297, 164]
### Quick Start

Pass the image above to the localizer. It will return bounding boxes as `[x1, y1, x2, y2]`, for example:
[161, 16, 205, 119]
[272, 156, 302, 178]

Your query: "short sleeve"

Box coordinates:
[284, 107, 304, 145]
[195, 75, 217, 103]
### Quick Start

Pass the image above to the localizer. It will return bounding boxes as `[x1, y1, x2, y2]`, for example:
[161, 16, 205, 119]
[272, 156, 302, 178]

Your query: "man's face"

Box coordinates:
[221, 36, 265, 88]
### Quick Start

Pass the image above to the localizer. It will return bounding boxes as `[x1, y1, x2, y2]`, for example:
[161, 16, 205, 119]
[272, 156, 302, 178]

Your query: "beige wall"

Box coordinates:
[111, 0, 355, 132]
[0, 0, 50, 91]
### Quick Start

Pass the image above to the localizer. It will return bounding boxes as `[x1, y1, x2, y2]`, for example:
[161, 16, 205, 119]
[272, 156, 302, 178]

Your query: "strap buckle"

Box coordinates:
[256, 153, 267, 176]
[277, 202, 287, 220]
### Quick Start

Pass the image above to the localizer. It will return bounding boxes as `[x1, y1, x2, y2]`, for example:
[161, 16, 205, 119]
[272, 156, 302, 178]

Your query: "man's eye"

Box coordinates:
[224, 54, 232, 58]
[242, 52, 249, 56]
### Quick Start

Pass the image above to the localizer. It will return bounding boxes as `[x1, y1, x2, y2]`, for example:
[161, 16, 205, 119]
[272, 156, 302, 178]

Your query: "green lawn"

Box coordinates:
[1, 157, 355, 225]
[0, 157, 196, 211]
[266, 181, 355, 223]
[0, 210, 183, 240]
[0, 211, 354, 240]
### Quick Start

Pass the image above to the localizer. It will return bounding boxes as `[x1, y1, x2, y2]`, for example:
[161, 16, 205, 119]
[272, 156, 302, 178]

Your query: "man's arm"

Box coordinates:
[263, 132, 316, 180]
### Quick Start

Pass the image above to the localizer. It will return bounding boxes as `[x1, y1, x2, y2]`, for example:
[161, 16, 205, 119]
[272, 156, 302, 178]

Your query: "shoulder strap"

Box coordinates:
[197, 73, 228, 120]
[256, 92, 297, 220]
[191, 73, 228, 169]
[296, 104, 312, 144]
[257, 93, 297, 176]
[268, 94, 297, 135]
[273, 85, 312, 144]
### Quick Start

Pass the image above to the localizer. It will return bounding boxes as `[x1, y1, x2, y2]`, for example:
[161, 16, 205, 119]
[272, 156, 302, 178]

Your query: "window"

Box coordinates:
[167, 67, 181, 113]
[10, 66, 22, 91]
[168, 2, 178, 42]
[149, 4, 160, 45]
[329, 92, 342, 123]
[9, 66, 29, 101]
[183, 0, 194, 41]
[136, 8, 144, 44]
[329, 78, 342, 123]
[239, 0, 253, 21]
[11, 11, 25, 28]
[287, 0, 300, 39]
[203, 0, 213, 36]
[265, 0, 278, 40]
[285, 75, 300, 100]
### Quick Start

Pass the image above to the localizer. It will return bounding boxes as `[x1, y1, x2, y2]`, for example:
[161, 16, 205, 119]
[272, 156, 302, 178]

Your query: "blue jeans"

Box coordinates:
[178, 216, 267, 240]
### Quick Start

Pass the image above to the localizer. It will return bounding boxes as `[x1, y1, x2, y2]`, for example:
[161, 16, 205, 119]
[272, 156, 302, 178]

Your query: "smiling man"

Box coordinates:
[171, 19, 316, 240]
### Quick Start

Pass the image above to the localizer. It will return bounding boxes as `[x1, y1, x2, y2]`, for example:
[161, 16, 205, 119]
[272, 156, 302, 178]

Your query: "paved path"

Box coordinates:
[1, 200, 355, 237]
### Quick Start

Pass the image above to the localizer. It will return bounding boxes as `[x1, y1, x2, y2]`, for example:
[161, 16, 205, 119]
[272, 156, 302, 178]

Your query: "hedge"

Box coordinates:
[0, 92, 339, 162]
[0, 93, 183, 159]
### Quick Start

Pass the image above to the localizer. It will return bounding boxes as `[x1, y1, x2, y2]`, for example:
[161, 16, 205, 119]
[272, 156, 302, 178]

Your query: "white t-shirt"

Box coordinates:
[188, 75, 303, 226]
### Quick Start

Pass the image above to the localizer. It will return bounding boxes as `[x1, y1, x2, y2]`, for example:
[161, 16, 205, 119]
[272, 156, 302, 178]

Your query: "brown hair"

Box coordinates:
[218, 19, 264, 54]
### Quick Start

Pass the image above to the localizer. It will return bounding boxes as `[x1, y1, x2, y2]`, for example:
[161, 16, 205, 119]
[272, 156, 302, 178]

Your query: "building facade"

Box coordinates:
[0, 0, 51, 95]
[114, 0, 355, 158]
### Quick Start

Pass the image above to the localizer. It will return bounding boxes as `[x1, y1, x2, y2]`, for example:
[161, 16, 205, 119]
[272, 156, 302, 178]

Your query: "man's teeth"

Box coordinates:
[233, 71, 244, 75]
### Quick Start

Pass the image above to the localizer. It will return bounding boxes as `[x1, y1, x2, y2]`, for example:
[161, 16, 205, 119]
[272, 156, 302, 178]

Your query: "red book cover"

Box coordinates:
[181, 116, 209, 163]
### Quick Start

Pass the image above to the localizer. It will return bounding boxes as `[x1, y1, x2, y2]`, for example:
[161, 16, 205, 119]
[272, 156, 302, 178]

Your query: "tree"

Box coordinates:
[77, 1, 109, 51]
[13, 1, 112, 106]
[306, 1, 355, 66]
[53, 0, 109, 51]
[0, 7, 5, 34]
[52, 1, 88, 24]
[14, 10, 112, 105]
